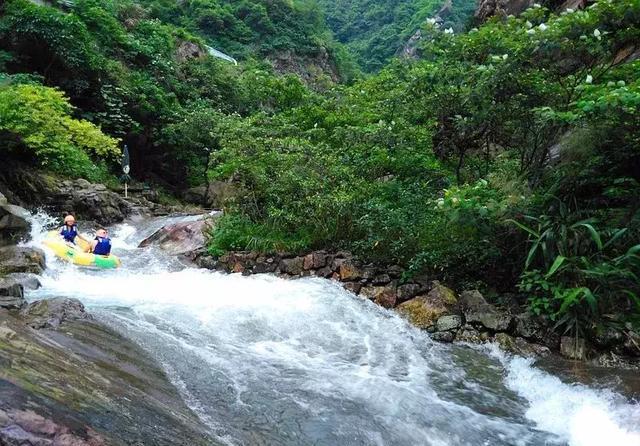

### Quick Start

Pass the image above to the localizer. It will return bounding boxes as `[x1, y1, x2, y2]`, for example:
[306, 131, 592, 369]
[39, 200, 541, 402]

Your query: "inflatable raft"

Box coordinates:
[43, 231, 121, 269]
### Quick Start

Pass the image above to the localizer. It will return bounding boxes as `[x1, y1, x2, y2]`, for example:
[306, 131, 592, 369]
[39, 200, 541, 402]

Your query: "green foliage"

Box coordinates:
[0, 82, 120, 180]
[317, 0, 477, 71]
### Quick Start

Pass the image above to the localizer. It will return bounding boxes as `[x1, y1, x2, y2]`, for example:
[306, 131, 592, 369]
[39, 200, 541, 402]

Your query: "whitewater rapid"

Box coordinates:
[25, 214, 640, 446]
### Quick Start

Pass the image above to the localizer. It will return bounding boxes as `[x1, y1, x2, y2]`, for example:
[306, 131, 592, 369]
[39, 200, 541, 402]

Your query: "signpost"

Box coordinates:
[121, 145, 131, 198]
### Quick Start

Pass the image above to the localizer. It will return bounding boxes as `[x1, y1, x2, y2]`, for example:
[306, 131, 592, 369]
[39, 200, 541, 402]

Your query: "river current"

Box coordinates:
[24, 213, 640, 446]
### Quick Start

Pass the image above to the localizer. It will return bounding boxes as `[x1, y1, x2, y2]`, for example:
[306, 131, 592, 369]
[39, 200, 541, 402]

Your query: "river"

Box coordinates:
[25, 213, 640, 446]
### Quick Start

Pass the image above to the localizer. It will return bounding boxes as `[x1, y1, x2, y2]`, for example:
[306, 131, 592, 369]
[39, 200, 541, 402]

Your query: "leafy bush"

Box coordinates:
[0, 82, 120, 180]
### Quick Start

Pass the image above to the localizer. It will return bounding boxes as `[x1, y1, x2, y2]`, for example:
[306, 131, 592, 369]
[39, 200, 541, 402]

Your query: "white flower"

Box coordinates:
[427, 18, 437, 25]
[444, 27, 454, 34]
[538, 23, 547, 31]
[580, 35, 587, 40]
[566, 8, 575, 13]
[607, 81, 616, 87]
[593, 28, 601, 40]
[451, 197, 460, 204]
[617, 80, 626, 87]
[526, 21, 533, 29]
[526, 29, 536, 35]
[533, 3, 542, 7]
[470, 27, 479, 33]
[436, 198, 445, 207]
[586, 74, 593, 84]
[502, 54, 509, 60]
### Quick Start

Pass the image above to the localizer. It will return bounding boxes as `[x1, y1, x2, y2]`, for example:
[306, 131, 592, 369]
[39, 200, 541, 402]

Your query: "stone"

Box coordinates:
[339, 261, 366, 281]
[303, 251, 328, 270]
[431, 331, 455, 343]
[493, 333, 550, 357]
[560, 336, 588, 360]
[0, 246, 46, 275]
[278, 257, 304, 276]
[436, 315, 462, 332]
[460, 290, 512, 331]
[396, 292, 456, 330]
[593, 327, 625, 348]
[315, 266, 333, 278]
[455, 326, 482, 343]
[374, 287, 397, 309]
[138, 217, 213, 255]
[21, 298, 93, 329]
[342, 282, 362, 295]
[0, 202, 31, 246]
[396, 283, 421, 303]
[5, 273, 41, 290]
[0, 295, 26, 309]
[371, 273, 391, 285]
[428, 282, 457, 306]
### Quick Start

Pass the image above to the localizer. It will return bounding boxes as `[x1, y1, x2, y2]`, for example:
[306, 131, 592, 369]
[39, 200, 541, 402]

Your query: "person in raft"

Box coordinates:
[91, 228, 112, 256]
[60, 215, 90, 246]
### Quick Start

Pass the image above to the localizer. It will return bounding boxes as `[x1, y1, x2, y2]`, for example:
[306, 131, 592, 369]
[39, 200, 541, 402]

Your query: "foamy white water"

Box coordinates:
[27, 214, 640, 446]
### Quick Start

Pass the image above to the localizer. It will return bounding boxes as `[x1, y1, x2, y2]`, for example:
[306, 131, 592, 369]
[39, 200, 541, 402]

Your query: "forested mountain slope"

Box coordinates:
[317, 0, 477, 71]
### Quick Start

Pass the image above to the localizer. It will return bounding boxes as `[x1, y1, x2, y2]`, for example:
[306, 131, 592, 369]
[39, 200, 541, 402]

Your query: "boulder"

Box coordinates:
[436, 315, 462, 332]
[5, 273, 41, 290]
[560, 336, 588, 360]
[55, 179, 132, 225]
[360, 284, 397, 308]
[396, 283, 457, 330]
[278, 257, 304, 276]
[493, 333, 551, 357]
[20, 298, 93, 330]
[431, 331, 455, 343]
[303, 251, 328, 270]
[138, 218, 213, 256]
[342, 282, 362, 295]
[460, 290, 512, 331]
[0, 201, 31, 246]
[339, 261, 371, 281]
[396, 283, 421, 303]
[0, 246, 46, 275]
[455, 326, 482, 343]
[0, 278, 25, 309]
[183, 181, 237, 208]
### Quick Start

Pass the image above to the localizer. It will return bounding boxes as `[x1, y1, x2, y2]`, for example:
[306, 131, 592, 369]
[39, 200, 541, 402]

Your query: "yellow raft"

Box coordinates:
[43, 231, 121, 269]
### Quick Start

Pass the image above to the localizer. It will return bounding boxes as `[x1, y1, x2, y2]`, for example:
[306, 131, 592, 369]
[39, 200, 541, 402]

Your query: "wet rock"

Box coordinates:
[396, 283, 457, 330]
[139, 217, 213, 255]
[278, 257, 304, 276]
[315, 266, 333, 278]
[342, 282, 362, 295]
[5, 273, 41, 290]
[493, 333, 550, 357]
[0, 200, 31, 247]
[21, 298, 92, 329]
[303, 251, 328, 270]
[339, 261, 373, 281]
[460, 290, 512, 331]
[360, 285, 397, 308]
[0, 246, 46, 275]
[0, 312, 212, 445]
[436, 315, 462, 332]
[396, 283, 421, 304]
[0, 278, 24, 310]
[431, 331, 455, 343]
[455, 326, 482, 343]
[560, 336, 588, 360]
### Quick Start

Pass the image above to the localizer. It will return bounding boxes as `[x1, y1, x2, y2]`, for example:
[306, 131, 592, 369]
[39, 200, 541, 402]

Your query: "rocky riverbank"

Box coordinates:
[0, 169, 216, 445]
[187, 249, 640, 368]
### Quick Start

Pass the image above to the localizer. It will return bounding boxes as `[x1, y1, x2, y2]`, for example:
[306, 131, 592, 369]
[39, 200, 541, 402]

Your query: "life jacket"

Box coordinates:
[93, 236, 112, 256]
[60, 224, 78, 243]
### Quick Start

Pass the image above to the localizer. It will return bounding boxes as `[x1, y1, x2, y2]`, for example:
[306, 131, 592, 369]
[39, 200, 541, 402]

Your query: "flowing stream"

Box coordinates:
[24, 213, 640, 446]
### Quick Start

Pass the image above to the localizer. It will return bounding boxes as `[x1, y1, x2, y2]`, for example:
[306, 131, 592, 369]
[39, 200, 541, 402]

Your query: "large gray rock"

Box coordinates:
[139, 217, 213, 256]
[183, 181, 237, 208]
[278, 257, 304, 276]
[396, 282, 458, 330]
[0, 278, 24, 310]
[4, 273, 41, 291]
[460, 290, 512, 331]
[21, 298, 92, 329]
[0, 309, 214, 445]
[0, 246, 46, 275]
[436, 315, 462, 332]
[0, 201, 31, 247]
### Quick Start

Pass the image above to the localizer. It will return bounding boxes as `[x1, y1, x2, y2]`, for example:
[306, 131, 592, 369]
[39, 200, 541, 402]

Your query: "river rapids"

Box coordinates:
[23, 213, 640, 446]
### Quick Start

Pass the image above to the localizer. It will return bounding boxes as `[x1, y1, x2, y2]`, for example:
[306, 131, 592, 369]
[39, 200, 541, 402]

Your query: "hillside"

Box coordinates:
[317, 0, 477, 71]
